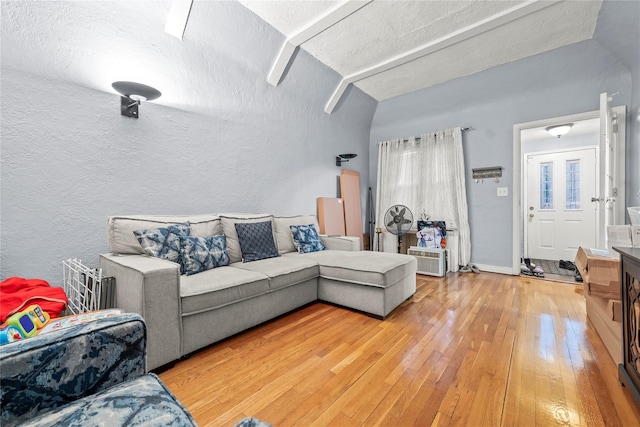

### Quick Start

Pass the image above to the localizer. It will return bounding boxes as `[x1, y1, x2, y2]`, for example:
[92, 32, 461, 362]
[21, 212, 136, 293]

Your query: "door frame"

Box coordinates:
[522, 145, 598, 260]
[511, 107, 626, 275]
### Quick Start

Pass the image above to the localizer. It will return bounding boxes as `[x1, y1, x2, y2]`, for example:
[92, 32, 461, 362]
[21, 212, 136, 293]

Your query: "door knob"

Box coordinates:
[529, 213, 535, 218]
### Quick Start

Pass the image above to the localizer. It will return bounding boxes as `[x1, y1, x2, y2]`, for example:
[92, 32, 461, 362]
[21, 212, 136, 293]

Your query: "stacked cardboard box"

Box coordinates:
[574, 246, 622, 364]
[575, 247, 621, 299]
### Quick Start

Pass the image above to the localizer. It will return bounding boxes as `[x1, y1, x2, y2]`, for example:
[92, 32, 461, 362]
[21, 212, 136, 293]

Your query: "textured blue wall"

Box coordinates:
[0, 2, 376, 283]
[370, 38, 634, 268]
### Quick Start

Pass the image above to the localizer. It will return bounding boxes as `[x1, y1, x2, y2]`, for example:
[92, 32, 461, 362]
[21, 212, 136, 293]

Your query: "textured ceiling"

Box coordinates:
[1, 0, 606, 114]
[241, 0, 603, 103]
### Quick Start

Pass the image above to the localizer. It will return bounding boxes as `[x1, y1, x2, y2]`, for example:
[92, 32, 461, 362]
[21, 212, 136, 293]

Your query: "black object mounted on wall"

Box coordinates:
[336, 153, 357, 167]
[112, 81, 162, 119]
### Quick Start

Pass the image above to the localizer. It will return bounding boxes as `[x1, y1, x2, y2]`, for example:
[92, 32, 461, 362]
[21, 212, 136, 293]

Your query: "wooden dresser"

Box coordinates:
[614, 246, 640, 410]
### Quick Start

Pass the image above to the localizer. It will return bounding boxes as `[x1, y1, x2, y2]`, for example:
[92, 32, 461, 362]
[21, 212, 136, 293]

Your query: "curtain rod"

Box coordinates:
[376, 127, 473, 144]
[407, 127, 472, 142]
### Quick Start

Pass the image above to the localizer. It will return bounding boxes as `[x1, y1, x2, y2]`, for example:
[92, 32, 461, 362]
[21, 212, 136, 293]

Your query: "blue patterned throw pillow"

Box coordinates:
[133, 223, 191, 273]
[290, 224, 326, 254]
[235, 221, 279, 262]
[180, 235, 230, 275]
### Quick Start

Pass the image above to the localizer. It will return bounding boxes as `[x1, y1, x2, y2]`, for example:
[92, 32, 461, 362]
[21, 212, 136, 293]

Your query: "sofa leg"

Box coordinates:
[150, 360, 177, 374]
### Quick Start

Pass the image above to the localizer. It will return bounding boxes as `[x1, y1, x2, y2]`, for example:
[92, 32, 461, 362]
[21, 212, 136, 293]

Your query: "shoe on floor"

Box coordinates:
[470, 264, 480, 273]
[521, 262, 533, 276]
[532, 265, 545, 278]
[459, 265, 472, 273]
[575, 270, 583, 282]
[559, 260, 577, 271]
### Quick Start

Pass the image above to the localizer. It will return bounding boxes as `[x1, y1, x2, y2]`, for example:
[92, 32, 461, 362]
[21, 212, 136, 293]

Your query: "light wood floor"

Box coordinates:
[159, 273, 640, 426]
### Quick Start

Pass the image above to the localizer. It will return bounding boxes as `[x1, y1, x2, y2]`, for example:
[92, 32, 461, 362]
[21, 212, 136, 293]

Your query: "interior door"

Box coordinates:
[526, 148, 597, 261]
[597, 92, 624, 246]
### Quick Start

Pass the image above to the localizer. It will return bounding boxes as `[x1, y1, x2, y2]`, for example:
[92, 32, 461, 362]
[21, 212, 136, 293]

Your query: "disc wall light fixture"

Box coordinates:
[336, 153, 357, 167]
[545, 123, 573, 138]
[112, 81, 162, 118]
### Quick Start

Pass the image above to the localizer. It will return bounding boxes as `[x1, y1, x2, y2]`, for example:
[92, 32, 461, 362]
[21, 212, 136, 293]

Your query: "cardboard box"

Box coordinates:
[585, 293, 621, 364]
[608, 299, 622, 322]
[574, 247, 621, 299]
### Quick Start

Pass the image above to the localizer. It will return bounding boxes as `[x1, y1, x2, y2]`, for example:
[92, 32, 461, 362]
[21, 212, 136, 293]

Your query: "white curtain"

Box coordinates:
[375, 127, 471, 267]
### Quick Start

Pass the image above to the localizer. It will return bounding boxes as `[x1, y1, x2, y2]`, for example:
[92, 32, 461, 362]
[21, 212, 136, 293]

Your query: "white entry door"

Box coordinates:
[526, 148, 597, 261]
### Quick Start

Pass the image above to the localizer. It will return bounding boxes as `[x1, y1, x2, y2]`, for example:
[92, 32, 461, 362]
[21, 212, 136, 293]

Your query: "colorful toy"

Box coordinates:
[6, 311, 38, 338]
[26, 304, 50, 328]
[0, 326, 24, 344]
[3, 304, 51, 340]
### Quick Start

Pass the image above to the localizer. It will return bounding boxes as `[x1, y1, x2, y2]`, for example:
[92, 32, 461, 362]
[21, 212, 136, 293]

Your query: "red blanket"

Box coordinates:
[0, 277, 68, 323]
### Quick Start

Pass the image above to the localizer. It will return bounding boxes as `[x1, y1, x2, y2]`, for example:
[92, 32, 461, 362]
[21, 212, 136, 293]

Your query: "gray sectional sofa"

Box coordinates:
[100, 214, 417, 371]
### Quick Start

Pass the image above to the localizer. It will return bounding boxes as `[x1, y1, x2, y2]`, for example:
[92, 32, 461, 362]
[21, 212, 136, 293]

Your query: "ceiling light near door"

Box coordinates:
[545, 123, 573, 138]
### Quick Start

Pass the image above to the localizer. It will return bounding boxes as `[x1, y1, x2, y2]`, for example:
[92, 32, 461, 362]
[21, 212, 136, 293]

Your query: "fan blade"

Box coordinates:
[394, 206, 400, 213]
[402, 219, 411, 225]
[399, 207, 406, 217]
[387, 219, 395, 227]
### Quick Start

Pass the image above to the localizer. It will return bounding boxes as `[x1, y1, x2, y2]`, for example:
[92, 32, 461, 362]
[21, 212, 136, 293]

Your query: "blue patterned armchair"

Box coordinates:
[0, 313, 197, 426]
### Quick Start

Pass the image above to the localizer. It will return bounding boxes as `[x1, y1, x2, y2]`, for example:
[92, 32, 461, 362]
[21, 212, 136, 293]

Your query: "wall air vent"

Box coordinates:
[407, 247, 445, 277]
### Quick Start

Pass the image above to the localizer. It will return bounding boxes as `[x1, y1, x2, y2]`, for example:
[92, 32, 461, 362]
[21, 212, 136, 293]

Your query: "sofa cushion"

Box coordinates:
[284, 251, 416, 287]
[290, 224, 326, 253]
[18, 374, 196, 427]
[229, 257, 319, 290]
[134, 223, 191, 274]
[220, 214, 275, 263]
[180, 235, 230, 276]
[273, 215, 320, 254]
[108, 215, 222, 255]
[180, 266, 270, 314]
[235, 221, 280, 262]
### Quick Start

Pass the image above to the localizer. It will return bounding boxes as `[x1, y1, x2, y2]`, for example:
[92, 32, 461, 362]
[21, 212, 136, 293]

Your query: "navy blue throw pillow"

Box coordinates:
[235, 221, 279, 262]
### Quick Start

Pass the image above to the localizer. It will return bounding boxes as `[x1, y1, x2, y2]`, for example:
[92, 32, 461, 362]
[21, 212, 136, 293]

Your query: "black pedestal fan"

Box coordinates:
[384, 205, 414, 253]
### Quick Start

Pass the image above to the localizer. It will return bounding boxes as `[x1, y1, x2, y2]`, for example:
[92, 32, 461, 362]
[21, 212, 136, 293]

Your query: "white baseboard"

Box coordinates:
[473, 263, 515, 276]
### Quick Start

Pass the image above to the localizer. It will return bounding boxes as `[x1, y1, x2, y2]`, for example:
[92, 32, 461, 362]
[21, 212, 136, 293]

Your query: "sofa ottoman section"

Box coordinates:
[317, 274, 415, 319]
[285, 251, 417, 318]
[295, 251, 416, 286]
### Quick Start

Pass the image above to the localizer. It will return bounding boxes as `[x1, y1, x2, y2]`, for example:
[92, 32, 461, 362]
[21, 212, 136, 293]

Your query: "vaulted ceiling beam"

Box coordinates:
[325, 0, 561, 113]
[267, 0, 372, 86]
[165, 0, 193, 40]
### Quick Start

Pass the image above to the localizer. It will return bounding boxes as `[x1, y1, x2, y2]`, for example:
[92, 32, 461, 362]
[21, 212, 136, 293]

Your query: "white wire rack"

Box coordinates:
[62, 259, 103, 314]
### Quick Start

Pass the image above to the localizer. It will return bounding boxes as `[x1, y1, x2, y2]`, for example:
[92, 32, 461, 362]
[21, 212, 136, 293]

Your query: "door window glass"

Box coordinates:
[540, 162, 553, 209]
[566, 159, 581, 209]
